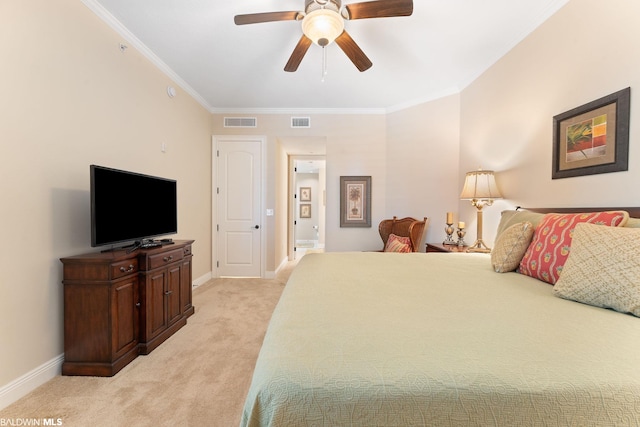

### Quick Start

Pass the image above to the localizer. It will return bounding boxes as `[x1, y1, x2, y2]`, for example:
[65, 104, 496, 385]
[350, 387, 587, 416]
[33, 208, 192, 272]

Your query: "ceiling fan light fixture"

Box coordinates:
[301, 9, 344, 47]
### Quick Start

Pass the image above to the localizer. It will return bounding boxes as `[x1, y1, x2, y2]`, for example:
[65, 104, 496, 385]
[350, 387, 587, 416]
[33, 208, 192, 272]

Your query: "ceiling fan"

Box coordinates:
[234, 0, 413, 72]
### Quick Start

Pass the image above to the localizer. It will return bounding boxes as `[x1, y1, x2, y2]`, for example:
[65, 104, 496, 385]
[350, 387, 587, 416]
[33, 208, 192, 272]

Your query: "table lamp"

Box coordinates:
[460, 168, 502, 253]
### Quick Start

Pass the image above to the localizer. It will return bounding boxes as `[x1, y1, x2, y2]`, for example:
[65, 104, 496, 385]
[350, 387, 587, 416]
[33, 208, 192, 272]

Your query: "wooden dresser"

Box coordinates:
[60, 240, 194, 376]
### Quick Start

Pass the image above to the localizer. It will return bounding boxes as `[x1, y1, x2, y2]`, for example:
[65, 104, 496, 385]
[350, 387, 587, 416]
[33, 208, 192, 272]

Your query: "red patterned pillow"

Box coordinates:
[384, 234, 413, 253]
[518, 211, 628, 284]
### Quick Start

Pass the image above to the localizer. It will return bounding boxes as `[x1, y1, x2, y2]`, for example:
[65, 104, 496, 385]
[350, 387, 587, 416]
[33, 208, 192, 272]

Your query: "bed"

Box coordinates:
[241, 208, 640, 426]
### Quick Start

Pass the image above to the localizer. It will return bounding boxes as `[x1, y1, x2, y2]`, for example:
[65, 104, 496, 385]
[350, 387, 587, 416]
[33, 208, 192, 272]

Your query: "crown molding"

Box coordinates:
[81, 0, 214, 112]
[210, 107, 387, 115]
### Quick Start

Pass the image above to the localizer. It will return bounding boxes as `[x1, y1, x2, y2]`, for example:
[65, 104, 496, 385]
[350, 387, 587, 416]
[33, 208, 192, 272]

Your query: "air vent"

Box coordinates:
[224, 117, 257, 128]
[291, 117, 311, 128]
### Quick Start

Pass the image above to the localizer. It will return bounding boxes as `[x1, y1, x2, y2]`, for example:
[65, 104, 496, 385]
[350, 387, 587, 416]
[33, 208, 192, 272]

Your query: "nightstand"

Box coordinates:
[425, 243, 469, 253]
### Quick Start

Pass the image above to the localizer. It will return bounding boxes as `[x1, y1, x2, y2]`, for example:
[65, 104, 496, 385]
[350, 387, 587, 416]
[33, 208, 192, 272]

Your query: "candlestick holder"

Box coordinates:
[456, 227, 466, 247]
[443, 222, 456, 245]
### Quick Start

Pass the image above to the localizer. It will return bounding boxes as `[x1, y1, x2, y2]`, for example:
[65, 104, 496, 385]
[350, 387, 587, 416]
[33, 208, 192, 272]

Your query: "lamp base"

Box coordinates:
[467, 238, 491, 253]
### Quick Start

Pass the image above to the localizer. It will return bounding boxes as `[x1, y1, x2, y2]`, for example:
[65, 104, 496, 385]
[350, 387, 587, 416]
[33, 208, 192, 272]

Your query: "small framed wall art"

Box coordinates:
[300, 187, 311, 201]
[340, 176, 371, 227]
[300, 203, 311, 219]
[552, 87, 630, 179]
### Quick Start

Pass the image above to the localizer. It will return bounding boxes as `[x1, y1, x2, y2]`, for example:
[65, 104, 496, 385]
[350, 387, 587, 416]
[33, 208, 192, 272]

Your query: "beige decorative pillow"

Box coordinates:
[495, 210, 545, 241]
[491, 221, 534, 273]
[624, 217, 640, 228]
[553, 223, 640, 317]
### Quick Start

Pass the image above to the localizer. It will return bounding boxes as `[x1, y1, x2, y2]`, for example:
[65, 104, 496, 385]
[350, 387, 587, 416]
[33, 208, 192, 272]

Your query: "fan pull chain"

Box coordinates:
[321, 46, 328, 82]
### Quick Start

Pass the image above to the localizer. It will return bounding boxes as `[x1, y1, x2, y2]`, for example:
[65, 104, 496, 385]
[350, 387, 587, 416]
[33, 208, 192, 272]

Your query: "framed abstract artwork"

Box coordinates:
[552, 87, 630, 179]
[340, 176, 371, 227]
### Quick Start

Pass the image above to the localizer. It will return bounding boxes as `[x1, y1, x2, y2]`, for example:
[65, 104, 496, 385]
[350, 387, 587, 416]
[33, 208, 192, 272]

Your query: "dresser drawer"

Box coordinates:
[147, 248, 184, 270]
[111, 259, 139, 279]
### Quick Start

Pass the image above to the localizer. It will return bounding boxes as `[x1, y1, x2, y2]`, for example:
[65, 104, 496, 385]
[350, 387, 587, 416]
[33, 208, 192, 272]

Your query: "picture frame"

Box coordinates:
[340, 176, 371, 227]
[300, 203, 311, 219]
[552, 87, 630, 179]
[300, 187, 311, 202]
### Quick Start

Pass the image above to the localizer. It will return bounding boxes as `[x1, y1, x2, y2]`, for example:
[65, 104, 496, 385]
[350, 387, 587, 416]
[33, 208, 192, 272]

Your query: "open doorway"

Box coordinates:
[289, 156, 326, 260]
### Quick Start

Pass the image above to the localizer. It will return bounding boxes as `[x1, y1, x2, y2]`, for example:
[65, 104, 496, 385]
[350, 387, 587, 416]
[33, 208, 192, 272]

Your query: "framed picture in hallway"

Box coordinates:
[300, 187, 311, 201]
[300, 204, 311, 218]
[552, 87, 630, 179]
[340, 176, 371, 227]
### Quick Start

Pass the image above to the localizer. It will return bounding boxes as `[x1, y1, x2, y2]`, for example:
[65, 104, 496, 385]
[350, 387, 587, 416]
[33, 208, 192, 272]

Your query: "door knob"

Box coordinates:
[254, 225, 260, 229]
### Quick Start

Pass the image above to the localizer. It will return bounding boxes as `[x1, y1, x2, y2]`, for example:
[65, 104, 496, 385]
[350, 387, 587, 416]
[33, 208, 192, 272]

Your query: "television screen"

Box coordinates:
[90, 165, 177, 247]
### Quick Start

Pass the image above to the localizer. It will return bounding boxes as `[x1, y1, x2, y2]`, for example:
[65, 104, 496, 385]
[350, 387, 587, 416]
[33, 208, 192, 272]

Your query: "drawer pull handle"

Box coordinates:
[136, 302, 141, 308]
[119, 264, 134, 273]
[164, 290, 173, 296]
[163, 256, 173, 262]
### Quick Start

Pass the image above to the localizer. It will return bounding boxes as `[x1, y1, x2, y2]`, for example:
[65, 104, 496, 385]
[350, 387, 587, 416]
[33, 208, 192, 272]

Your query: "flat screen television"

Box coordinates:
[90, 165, 177, 248]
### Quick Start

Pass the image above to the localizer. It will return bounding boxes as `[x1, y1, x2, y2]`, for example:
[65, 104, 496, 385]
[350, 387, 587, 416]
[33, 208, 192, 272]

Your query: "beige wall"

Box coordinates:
[295, 173, 321, 241]
[275, 139, 290, 269]
[386, 95, 461, 244]
[0, 0, 212, 392]
[212, 97, 462, 263]
[212, 113, 390, 270]
[459, 0, 640, 246]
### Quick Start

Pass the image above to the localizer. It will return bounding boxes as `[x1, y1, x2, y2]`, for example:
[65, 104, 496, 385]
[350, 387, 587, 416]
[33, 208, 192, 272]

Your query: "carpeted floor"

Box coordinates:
[0, 261, 296, 426]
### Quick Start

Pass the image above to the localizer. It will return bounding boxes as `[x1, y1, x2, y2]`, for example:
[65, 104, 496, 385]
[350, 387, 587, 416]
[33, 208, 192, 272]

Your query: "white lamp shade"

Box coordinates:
[302, 9, 344, 46]
[460, 169, 502, 200]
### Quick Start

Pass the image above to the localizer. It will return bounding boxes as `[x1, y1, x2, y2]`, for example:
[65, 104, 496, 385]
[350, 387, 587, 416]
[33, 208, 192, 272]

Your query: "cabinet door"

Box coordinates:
[146, 271, 168, 340]
[112, 277, 139, 359]
[166, 264, 182, 326]
[181, 256, 193, 316]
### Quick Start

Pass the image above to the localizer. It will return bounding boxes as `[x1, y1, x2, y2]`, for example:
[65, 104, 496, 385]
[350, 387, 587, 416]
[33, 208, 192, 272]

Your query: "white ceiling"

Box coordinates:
[295, 159, 326, 174]
[86, 0, 569, 113]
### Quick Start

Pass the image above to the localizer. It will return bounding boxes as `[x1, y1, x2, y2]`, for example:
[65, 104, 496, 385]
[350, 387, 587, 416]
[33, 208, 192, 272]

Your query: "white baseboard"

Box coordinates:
[0, 354, 64, 411]
[192, 272, 212, 289]
[263, 257, 286, 279]
[267, 256, 289, 279]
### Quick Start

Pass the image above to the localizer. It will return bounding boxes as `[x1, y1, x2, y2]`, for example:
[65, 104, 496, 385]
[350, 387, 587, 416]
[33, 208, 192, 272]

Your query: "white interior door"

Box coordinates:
[216, 137, 262, 277]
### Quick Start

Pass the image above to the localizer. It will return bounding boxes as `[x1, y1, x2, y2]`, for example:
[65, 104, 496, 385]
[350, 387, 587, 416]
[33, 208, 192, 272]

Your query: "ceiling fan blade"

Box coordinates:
[334, 31, 372, 72]
[234, 11, 300, 25]
[284, 35, 313, 72]
[344, 0, 413, 20]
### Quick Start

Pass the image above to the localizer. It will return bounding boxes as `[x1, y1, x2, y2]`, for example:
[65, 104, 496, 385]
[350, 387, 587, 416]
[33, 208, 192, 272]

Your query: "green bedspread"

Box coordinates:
[241, 252, 640, 426]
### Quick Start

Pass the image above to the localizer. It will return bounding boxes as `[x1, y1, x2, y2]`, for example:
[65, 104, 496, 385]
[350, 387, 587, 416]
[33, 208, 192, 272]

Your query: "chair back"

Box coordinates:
[379, 216, 428, 252]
